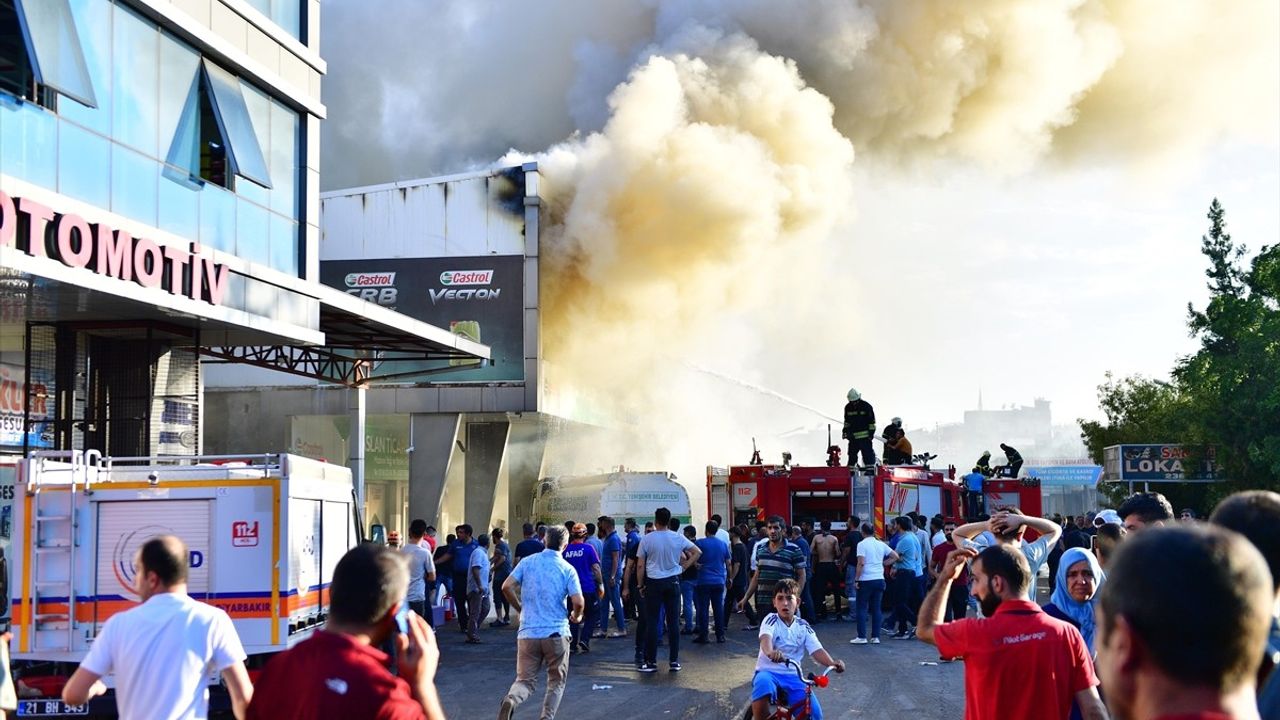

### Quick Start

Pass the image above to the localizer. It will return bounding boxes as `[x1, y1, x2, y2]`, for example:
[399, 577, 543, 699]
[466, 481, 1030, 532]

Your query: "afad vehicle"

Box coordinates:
[8, 451, 360, 718]
[707, 445, 1042, 539]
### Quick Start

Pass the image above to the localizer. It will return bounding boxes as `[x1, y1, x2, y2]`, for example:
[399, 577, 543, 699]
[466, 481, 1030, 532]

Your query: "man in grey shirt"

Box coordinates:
[403, 519, 437, 627]
[637, 507, 701, 673]
[466, 534, 492, 643]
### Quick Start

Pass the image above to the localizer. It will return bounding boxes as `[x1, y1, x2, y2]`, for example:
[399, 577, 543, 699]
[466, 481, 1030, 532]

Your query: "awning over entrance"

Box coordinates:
[201, 285, 491, 386]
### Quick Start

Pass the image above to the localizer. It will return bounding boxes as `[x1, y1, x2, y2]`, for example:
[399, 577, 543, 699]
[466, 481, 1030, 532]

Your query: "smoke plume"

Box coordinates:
[322, 0, 1278, 506]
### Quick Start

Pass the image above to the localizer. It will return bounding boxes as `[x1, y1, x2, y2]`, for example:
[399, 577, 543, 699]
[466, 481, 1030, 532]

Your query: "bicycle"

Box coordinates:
[743, 658, 837, 720]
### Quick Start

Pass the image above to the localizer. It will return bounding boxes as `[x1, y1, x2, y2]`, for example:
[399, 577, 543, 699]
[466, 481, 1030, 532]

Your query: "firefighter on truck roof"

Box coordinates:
[842, 389, 876, 469]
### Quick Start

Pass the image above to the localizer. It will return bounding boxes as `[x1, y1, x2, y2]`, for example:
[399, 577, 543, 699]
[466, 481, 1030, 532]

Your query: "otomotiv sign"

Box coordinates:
[0, 190, 230, 306]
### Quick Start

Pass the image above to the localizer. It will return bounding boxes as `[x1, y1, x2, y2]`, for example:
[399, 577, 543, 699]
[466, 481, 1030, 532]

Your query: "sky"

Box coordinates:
[318, 0, 1280, 456]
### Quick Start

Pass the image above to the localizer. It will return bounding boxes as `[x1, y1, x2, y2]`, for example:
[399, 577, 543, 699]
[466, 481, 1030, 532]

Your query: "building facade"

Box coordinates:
[204, 165, 572, 540]
[1, 0, 327, 460]
[1, 0, 490, 602]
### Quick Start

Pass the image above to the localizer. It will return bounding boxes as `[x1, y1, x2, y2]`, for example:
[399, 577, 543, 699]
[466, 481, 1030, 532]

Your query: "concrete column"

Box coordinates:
[463, 420, 511, 530]
[348, 386, 366, 507]
[505, 418, 547, 525]
[408, 413, 461, 525]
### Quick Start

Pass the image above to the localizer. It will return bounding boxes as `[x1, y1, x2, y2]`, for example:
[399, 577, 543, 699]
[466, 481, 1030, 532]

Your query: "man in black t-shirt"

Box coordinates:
[839, 516, 862, 619]
[512, 523, 544, 568]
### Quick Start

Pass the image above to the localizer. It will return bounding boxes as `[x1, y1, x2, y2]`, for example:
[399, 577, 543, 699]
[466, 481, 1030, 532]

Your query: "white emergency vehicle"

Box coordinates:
[7, 451, 360, 717]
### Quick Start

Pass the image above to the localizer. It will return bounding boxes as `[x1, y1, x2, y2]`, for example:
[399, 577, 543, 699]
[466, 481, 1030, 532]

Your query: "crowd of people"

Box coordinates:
[20, 486, 1278, 720]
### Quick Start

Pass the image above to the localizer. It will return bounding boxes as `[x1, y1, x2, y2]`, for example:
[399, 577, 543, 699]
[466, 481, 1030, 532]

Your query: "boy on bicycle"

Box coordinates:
[752, 579, 845, 719]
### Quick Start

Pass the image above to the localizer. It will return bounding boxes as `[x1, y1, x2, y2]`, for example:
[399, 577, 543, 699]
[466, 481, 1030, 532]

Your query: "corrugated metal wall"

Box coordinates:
[321, 170, 527, 259]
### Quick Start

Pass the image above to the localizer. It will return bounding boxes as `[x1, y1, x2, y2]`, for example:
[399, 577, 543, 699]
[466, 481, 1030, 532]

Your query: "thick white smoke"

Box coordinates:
[322, 0, 1278, 509]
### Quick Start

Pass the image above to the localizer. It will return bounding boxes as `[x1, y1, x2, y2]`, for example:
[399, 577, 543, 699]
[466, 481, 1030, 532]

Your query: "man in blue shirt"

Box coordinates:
[693, 521, 731, 644]
[596, 516, 627, 639]
[499, 526, 584, 720]
[889, 516, 923, 639]
[439, 524, 477, 633]
[622, 517, 642, 626]
[963, 469, 986, 518]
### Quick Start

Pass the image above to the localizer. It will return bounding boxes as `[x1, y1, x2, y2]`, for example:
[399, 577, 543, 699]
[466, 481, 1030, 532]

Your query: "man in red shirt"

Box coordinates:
[247, 544, 446, 720]
[928, 521, 968, 622]
[1095, 525, 1273, 720]
[917, 544, 1108, 720]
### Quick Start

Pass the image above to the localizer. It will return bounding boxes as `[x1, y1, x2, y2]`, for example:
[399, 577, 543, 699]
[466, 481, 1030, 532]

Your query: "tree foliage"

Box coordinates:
[1080, 199, 1280, 511]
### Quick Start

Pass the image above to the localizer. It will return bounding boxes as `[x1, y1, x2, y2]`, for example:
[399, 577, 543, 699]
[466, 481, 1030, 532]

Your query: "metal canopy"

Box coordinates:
[201, 286, 491, 387]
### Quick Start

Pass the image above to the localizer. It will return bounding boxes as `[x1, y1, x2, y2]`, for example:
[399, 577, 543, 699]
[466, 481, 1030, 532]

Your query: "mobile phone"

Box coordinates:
[394, 600, 410, 635]
[1090, 535, 1098, 551]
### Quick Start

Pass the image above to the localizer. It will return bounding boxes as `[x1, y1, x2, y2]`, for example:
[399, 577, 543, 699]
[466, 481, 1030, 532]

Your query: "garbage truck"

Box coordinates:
[533, 471, 692, 526]
[7, 450, 360, 717]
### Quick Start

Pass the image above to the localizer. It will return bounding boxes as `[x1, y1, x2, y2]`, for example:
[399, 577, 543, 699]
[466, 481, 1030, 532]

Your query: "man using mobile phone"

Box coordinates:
[245, 544, 445, 720]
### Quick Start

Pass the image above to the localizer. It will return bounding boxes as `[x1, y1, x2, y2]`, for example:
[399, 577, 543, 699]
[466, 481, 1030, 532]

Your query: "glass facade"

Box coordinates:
[0, 0, 303, 276]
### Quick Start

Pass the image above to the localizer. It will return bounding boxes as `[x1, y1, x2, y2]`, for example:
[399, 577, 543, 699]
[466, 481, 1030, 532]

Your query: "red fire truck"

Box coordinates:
[707, 457, 1042, 538]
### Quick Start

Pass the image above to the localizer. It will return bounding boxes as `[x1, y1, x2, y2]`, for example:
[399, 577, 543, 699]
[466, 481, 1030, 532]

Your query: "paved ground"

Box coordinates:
[432, 612, 966, 719]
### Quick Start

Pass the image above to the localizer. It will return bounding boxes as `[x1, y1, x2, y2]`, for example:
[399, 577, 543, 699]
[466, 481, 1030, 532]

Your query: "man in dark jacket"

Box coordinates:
[842, 389, 876, 468]
[998, 444, 1023, 477]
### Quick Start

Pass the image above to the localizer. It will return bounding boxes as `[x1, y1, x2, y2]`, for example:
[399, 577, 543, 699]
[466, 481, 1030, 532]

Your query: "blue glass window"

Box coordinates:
[14, 0, 96, 107]
[58, 118, 109, 207]
[268, 100, 298, 217]
[243, 0, 302, 41]
[0, 98, 56, 188]
[111, 5, 158, 156]
[111, 144, 158, 227]
[157, 169, 199, 240]
[269, 214, 297, 276]
[202, 60, 271, 189]
[59, 0, 110, 133]
[162, 72, 201, 185]
[237, 82, 270, 207]
[199, 181, 236, 253]
[236, 199, 270, 267]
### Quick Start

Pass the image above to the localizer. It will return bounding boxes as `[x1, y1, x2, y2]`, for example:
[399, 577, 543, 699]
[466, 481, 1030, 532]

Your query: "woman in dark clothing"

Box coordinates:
[1042, 547, 1106, 720]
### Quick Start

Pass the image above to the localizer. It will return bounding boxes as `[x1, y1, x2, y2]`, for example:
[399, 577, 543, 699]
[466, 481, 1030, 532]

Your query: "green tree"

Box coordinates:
[1080, 199, 1280, 511]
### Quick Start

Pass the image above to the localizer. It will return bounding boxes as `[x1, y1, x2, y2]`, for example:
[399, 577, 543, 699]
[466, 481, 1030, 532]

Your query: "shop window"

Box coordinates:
[0, 0, 96, 108]
[164, 60, 272, 191]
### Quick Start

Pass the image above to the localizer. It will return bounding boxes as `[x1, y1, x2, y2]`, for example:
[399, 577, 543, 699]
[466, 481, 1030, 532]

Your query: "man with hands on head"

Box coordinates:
[951, 506, 1062, 589]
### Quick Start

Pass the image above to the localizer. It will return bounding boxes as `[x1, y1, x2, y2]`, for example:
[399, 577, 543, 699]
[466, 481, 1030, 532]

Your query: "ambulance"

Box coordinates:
[7, 450, 360, 717]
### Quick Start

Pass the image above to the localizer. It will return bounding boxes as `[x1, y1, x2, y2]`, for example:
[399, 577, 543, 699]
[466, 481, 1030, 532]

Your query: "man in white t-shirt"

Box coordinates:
[63, 535, 252, 720]
[952, 507, 1062, 599]
[711, 514, 732, 550]
[403, 519, 437, 627]
[850, 523, 899, 645]
[636, 507, 702, 672]
[750, 578, 844, 720]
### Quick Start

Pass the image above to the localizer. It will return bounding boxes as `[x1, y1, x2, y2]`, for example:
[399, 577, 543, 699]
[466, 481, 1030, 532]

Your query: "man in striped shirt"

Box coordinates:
[738, 516, 806, 619]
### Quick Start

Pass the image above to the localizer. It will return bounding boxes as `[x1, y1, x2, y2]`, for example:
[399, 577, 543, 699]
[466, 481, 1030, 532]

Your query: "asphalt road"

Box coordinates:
[432, 612, 966, 719]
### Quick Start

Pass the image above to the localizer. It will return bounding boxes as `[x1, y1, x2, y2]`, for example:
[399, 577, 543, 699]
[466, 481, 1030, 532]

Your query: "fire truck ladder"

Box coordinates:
[26, 450, 96, 653]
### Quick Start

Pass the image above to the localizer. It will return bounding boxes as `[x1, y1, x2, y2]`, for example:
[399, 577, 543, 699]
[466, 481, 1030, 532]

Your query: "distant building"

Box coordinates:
[912, 397, 1087, 470]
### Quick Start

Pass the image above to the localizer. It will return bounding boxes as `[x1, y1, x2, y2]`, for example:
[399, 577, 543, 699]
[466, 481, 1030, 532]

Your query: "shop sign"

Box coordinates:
[0, 190, 230, 306]
[0, 362, 52, 448]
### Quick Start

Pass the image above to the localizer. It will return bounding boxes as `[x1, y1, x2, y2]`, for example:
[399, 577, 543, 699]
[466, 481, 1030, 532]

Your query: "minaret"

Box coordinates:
[978, 388, 984, 411]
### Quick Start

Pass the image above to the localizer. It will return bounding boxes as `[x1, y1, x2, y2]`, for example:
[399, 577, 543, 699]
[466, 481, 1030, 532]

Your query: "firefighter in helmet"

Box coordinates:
[998, 443, 1024, 477]
[842, 388, 876, 469]
[975, 451, 994, 477]
[881, 416, 903, 463]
